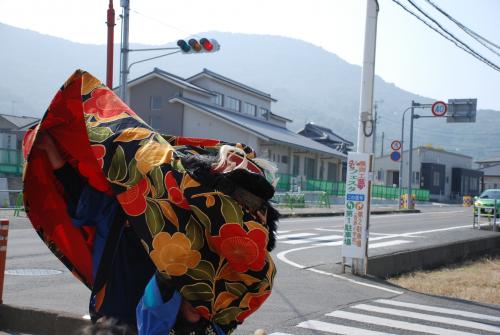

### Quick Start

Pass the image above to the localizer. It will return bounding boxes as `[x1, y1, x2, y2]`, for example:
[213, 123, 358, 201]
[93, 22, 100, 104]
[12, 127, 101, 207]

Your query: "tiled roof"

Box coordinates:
[187, 68, 277, 102]
[170, 97, 346, 159]
[0, 114, 40, 129]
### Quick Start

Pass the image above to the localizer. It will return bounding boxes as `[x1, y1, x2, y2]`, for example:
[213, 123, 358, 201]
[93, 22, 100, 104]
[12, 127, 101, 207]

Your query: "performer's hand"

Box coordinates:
[37, 132, 65, 170]
[180, 299, 201, 323]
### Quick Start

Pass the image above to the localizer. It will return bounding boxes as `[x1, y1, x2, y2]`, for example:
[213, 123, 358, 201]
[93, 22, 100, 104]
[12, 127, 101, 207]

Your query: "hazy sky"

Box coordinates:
[0, 0, 499, 110]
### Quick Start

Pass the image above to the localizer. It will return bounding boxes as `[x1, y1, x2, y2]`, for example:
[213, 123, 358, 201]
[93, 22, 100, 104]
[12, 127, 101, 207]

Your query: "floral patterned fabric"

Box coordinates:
[22, 70, 276, 333]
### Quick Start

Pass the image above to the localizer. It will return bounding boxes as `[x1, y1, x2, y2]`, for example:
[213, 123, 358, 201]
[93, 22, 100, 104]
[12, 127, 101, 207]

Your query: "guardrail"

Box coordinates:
[473, 200, 498, 231]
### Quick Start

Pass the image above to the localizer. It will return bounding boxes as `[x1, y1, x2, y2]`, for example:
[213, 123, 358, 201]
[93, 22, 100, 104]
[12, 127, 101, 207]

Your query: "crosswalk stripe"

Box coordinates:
[353, 303, 500, 333]
[297, 320, 397, 335]
[269, 333, 294, 335]
[326, 310, 478, 335]
[368, 240, 412, 249]
[276, 233, 316, 240]
[309, 234, 343, 241]
[280, 239, 316, 245]
[375, 299, 500, 322]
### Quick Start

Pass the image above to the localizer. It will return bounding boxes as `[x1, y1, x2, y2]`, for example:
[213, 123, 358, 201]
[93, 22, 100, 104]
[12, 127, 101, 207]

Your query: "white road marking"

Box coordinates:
[375, 299, 500, 322]
[368, 240, 412, 249]
[269, 333, 294, 335]
[297, 320, 397, 335]
[277, 230, 290, 234]
[276, 247, 403, 294]
[309, 234, 343, 241]
[276, 232, 316, 239]
[399, 225, 471, 237]
[82, 314, 90, 319]
[327, 310, 478, 335]
[353, 304, 500, 333]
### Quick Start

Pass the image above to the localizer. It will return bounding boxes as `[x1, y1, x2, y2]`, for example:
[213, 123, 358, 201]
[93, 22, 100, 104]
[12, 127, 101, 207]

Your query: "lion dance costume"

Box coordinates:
[22, 70, 278, 334]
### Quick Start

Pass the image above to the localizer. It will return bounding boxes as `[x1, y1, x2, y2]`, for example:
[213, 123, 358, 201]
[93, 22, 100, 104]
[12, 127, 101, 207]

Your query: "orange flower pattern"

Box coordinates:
[150, 232, 201, 276]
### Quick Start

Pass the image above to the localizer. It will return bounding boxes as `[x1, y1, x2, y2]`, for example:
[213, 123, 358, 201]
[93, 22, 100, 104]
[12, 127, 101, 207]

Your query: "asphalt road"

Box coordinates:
[3, 205, 500, 334]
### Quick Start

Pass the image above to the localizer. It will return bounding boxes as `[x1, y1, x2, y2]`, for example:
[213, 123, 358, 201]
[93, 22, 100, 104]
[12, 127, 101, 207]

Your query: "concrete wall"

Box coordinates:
[128, 77, 184, 136]
[484, 176, 500, 189]
[182, 106, 259, 150]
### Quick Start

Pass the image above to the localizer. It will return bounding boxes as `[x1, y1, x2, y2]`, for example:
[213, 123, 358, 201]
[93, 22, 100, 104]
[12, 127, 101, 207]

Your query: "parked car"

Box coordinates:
[474, 189, 500, 217]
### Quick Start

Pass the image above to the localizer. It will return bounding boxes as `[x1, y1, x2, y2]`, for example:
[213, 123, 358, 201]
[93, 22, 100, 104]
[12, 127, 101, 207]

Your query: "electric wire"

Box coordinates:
[405, 0, 500, 70]
[390, 0, 500, 72]
[424, 0, 500, 55]
[131, 9, 197, 39]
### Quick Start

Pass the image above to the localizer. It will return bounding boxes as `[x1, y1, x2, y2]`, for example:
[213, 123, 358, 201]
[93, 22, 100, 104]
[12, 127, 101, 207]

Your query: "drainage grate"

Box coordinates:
[5, 268, 63, 276]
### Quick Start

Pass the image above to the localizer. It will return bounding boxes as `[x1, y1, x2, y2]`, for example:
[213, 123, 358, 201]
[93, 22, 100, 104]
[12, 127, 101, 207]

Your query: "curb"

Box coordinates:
[0, 304, 90, 335]
[279, 209, 420, 218]
[367, 234, 500, 278]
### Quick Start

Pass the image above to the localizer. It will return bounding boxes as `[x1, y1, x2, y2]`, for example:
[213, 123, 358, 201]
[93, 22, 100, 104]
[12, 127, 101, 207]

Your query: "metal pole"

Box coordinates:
[106, 0, 115, 89]
[399, 107, 411, 208]
[0, 219, 9, 303]
[119, 0, 130, 102]
[352, 0, 379, 276]
[407, 101, 415, 208]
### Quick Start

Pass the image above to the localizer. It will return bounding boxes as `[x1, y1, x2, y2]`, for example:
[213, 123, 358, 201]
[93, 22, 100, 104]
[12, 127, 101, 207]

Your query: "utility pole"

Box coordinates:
[106, 0, 115, 89]
[119, 0, 130, 101]
[371, 103, 378, 155]
[380, 131, 385, 157]
[351, 0, 379, 276]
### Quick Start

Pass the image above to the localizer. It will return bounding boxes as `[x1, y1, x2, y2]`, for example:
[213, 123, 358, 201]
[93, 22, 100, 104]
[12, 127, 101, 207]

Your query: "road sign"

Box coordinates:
[390, 151, 401, 162]
[390, 140, 401, 151]
[431, 101, 448, 117]
[446, 98, 477, 123]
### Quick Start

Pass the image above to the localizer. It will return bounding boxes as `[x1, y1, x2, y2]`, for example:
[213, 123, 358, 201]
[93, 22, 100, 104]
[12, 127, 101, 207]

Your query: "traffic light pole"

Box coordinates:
[119, 0, 130, 102]
[399, 106, 412, 209]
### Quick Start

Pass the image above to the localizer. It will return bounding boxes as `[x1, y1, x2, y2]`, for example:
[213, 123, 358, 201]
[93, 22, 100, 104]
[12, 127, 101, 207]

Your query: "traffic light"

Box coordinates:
[177, 38, 220, 54]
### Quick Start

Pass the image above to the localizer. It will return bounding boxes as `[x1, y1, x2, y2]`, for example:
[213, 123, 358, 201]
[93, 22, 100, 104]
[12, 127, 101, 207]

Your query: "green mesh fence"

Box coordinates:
[276, 173, 430, 201]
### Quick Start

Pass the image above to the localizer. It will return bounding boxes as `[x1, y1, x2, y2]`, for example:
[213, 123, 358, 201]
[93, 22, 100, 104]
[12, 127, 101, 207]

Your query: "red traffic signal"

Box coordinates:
[177, 38, 220, 54]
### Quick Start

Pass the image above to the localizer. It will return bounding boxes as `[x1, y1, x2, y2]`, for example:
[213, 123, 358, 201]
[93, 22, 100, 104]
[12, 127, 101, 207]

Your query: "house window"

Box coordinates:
[150, 96, 162, 110]
[328, 163, 338, 181]
[225, 96, 240, 112]
[304, 157, 316, 179]
[377, 169, 383, 181]
[243, 102, 257, 116]
[281, 156, 288, 164]
[149, 115, 162, 128]
[292, 155, 300, 175]
[415, 171, 420, 184]
[433, 171, 440, 187]
[258, 107, 269, 118]
[213, 92, 223, 106]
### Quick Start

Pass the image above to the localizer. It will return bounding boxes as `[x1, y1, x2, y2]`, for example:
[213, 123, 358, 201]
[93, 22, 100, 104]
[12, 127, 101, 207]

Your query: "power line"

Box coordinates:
[390, 0, 500, 72]
[424, 0, 500, 55]
[405, 0, 500, 70]
[131, 9, 197, 39]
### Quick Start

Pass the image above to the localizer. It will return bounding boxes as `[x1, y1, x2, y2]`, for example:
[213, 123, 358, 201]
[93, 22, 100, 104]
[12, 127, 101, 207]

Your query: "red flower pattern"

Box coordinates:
[164, 171, 190, 210]
[211, 224, 267, 272]
[91, 144, 106, 169]
[236, 292, 271, 322]
[83, 88, 135, 120]
[116, 177, 149, 216]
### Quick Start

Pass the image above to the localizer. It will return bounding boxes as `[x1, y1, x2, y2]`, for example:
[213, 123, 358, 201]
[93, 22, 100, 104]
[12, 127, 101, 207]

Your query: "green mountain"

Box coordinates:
[1, 23, 498, 160]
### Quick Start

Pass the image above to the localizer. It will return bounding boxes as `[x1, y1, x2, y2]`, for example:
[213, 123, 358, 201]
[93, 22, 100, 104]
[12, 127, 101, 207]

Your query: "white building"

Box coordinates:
[125, 68, 346, 188]
[375, 146, 483, 201]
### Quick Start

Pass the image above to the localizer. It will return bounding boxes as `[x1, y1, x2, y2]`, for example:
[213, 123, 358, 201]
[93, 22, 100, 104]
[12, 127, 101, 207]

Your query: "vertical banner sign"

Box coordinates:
[342, 152, 370, 259]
